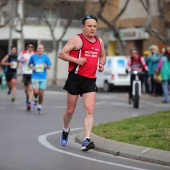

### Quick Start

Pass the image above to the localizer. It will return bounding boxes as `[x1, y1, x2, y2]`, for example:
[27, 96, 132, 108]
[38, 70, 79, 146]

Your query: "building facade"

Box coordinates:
[0, 0, 169, 85]
[0, 0, 85, 85]
[93, 0, 170, 56]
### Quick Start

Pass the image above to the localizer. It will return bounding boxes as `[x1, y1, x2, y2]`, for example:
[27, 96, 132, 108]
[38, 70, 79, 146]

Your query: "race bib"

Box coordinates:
[10, 61, 17, 69]
[35, 64, 44, 72]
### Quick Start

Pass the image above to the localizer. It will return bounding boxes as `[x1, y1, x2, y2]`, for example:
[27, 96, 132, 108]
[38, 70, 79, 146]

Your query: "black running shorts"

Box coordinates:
[23, 74, 32, 86]
[63, 73, 97, 96]
[5, 73, 17, 82]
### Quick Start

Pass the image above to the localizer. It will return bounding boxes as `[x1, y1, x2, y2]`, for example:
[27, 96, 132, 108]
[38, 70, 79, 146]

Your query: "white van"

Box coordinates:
[96, 56, 130, 92]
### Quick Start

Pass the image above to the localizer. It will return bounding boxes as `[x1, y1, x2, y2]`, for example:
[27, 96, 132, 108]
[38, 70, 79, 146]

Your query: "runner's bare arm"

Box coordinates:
[98, 39, 106, 72]
[0, 55, 11, 66]
[58, 36, 86, 65]
[44, 63, 51, 69]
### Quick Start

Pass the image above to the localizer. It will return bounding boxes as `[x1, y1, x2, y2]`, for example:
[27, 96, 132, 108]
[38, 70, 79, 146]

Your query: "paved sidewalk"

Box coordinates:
[76, 131, 170, 166]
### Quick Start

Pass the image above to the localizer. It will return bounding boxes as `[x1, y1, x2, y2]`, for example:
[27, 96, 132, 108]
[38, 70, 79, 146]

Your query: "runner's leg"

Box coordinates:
[82, 92, 96, 138]
[64, 93, 79, 129]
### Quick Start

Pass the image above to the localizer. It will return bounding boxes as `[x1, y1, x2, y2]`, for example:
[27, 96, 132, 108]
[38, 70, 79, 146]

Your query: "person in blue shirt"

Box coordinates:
[28, 44, 51, 114]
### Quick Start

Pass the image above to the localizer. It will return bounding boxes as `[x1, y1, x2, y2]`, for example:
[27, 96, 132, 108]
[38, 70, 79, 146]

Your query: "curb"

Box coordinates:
[76, 131, 170, 166]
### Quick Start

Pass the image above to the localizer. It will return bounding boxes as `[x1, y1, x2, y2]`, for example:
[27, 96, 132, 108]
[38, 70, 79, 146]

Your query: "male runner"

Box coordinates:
[58, 15, 106, 151]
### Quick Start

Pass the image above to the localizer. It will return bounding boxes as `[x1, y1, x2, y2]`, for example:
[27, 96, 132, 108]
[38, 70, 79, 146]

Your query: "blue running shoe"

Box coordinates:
[81, 138, 95, 151]
[37, 108, 43, 114]
[60, 128, 70, 146]
[33, 101, 37, 109]
[27, 102, 31, 111]
[26, 99, 29, 106]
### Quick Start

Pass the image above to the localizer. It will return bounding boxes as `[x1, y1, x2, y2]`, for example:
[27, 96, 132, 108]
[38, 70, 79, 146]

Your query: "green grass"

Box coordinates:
[92, 110, 170, 151]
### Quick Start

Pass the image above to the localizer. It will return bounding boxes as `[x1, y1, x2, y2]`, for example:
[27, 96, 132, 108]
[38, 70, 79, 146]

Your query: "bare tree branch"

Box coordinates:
[141, 0, 170, 45]
[144, 0, 151, 32]
[157, 0, 168, 27]
[112, 0, 130, 24]
[57, 19, 72, 43]
[139, 0, 148, 12]
[97, 0, 129, 55]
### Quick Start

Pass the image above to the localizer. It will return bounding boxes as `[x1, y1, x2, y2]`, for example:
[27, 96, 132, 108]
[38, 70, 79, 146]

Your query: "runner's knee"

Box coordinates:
[85, 108, 94, 116]
[66, 107, 75, 116]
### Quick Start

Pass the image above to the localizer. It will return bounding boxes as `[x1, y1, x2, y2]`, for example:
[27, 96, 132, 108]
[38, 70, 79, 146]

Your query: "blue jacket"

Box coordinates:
[149, 53, 160, 75]
[145, 56, 152, 75]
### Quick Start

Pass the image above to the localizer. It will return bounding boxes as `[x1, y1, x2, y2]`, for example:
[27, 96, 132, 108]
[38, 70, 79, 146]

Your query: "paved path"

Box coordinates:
[0, 87, 169, 170]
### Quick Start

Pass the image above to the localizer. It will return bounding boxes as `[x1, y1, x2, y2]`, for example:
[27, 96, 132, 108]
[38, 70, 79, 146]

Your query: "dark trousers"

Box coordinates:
[143, 74, 150, 93]
[151, 75, 162, 95]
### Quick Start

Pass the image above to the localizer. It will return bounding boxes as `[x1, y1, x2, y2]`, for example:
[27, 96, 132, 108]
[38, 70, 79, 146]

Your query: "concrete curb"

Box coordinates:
[76, 131, 170, 166]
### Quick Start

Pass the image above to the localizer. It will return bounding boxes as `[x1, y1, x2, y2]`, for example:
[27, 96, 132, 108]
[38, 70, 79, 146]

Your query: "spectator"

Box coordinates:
[149, 45, 161, 96]
[143, 50, 151, 94]
[156, 46, 170, 103]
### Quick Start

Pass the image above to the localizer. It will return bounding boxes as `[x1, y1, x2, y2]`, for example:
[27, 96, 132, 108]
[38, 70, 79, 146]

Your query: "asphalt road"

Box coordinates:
[0, 87, 170, 170]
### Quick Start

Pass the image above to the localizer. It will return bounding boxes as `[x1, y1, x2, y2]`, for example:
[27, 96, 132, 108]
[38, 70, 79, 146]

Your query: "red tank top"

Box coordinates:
[68, 33, 101, 78]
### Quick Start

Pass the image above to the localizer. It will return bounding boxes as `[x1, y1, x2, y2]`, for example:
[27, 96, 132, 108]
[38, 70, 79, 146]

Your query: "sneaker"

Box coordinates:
[26, 99, 29, 106]
[60, 128, 70, 146]
[81, 138, 95, 151]
[33, 101, 37, 109]
[37, 108, 42, 114]
[11, 96, 15, 102]
[27, 102, 31, 111]
[7, 88, 12, 95]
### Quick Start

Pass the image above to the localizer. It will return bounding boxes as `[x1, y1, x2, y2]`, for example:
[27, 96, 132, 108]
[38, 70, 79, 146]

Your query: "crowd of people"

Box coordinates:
[127, 45, 170, 104]
[0, 43, 51, 114]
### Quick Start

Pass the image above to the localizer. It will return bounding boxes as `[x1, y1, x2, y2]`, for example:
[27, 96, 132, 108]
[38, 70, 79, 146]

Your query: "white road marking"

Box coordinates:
[38, 127, 148, 170]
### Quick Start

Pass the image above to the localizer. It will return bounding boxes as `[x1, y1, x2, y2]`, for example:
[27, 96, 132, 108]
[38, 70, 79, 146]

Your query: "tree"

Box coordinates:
[0, 0, 10, 28]
[25, 0, 85, 84]
[96, 0, 130, 55]
[140, 0, 170, 45]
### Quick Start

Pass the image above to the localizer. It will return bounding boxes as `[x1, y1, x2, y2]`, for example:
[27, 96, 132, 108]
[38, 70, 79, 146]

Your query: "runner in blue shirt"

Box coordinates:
[28, 44, 51, 114]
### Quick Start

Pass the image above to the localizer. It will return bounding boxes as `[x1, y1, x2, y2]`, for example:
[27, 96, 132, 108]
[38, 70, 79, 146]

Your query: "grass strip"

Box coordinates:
[92, 110, 170, 151]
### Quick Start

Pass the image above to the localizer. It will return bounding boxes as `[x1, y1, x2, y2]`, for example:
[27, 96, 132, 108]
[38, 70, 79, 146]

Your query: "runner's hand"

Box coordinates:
[32, 66, 36, 71]
[44, 63, 47, 68]
[76, 58, 87, 65]
[98, 63, 104, 72]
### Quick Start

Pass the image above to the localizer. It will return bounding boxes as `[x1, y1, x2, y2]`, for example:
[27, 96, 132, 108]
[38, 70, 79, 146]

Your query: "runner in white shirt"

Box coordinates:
[17, 42, 36, 111]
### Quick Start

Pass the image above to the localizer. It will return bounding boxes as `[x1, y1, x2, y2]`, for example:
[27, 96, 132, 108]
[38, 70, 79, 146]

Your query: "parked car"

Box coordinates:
[96, 56, 130, 92]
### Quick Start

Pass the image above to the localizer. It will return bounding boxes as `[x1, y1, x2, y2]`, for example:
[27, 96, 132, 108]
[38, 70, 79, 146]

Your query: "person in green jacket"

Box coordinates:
[156, 46, 170, 103]
[149, 46, 161, 96]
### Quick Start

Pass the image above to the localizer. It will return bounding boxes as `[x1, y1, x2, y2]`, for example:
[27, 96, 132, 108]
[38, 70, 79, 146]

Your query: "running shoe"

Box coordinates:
[7, 88, 12, 95]
[26, 99, 29, 106]
[60, 128, 70, 146]
[37, 108, 43, 114]
[11, 96, 15, 102]
[27, 102, 31, 111]
[81, 138, 95, 151]
[33, 101, 37, 109]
